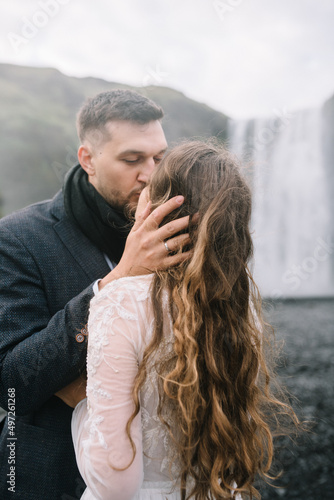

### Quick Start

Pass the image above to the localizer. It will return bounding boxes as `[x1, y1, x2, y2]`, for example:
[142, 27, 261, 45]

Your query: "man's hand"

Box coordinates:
[99, 195, 191, 290]
[55, 373, 87, 408]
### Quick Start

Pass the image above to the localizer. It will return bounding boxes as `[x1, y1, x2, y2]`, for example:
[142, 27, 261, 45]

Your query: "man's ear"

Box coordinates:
[78, 144, 95, 176]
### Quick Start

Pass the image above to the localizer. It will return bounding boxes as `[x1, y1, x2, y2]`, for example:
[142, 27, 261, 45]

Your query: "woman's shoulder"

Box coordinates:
[87, 274, 155, 355]
[90, 273, 154, 310]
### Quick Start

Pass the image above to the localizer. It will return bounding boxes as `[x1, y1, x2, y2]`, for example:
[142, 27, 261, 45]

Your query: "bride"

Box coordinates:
[71, 140, 297, 499]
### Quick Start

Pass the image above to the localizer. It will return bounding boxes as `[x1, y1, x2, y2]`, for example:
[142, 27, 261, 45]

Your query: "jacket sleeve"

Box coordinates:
[0, 224, 94, 415]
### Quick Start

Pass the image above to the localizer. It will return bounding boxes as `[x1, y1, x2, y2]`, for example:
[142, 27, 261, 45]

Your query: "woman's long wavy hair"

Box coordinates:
[125, 140, 298, 499]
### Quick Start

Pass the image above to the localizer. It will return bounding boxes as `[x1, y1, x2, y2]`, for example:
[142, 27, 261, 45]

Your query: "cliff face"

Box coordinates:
[322, 94, 334, 283]
[0, 63, 229, 215]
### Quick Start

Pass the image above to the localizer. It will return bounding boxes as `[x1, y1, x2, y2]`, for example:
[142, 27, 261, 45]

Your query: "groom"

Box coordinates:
[0, 89, 189, 499]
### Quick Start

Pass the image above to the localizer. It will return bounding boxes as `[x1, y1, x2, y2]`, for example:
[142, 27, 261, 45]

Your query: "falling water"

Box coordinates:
[228, 107, 334, 298]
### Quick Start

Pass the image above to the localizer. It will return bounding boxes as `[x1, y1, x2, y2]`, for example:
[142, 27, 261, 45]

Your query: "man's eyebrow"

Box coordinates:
[118, 148, 167, 157]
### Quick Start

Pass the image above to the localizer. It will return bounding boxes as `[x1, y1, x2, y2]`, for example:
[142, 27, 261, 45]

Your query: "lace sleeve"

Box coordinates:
[72, 275, 153, 500]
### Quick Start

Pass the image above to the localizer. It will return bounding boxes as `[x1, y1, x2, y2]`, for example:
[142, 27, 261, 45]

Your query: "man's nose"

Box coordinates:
[137, 158, 156, 183]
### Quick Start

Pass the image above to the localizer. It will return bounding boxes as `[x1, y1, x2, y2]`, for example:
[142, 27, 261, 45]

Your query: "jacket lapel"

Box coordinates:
[51, 191, 111, 282]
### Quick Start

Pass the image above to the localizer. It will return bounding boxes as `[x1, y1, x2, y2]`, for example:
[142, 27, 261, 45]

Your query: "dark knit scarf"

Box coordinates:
[63, 163, 131, 264]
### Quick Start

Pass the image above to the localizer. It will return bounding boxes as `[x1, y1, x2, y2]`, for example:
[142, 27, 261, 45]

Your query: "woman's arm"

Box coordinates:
[72, 276, 150, 500]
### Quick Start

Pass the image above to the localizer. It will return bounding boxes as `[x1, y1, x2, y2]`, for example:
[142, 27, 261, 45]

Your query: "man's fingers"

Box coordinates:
[191, 212, 200, 224]
[141, 200, 152, 221]
[150, 195, 185, 226]
[163, 234, 191, 253]
[164, 250, 193, 267]
[157, 215, 190, 240]
[134, 196, 186, 232]
[131, 201, 152, 231]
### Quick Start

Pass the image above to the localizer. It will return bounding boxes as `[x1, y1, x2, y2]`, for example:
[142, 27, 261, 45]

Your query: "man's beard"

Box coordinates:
[99, 185, 144, 219]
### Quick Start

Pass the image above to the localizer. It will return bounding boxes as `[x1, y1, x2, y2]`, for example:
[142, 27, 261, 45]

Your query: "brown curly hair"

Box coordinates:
[125, 140, 298, 499]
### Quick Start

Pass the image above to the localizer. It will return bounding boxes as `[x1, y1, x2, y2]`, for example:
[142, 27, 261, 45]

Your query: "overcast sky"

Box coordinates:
[1, 0, 333, 119]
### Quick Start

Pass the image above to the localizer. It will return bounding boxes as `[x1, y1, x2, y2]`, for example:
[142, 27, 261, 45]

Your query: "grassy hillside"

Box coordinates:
[0, 63, 230, 215]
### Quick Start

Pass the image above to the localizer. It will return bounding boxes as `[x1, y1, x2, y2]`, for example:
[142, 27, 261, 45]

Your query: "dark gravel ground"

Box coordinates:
[256, 298, 334, 500]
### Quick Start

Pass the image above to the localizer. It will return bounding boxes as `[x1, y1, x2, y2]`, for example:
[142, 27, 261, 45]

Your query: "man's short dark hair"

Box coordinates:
[77, 89, 164, 143]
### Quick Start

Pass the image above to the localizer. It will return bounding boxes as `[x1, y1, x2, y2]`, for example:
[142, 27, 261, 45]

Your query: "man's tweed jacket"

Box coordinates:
[0, 190, 111, 499]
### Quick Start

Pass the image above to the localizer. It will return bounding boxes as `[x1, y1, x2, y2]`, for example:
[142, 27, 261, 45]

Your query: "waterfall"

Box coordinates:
[228, 107, 334, 298]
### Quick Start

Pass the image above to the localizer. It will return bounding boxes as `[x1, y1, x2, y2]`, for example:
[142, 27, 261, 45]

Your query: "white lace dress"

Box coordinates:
[71, 274, 242, 500]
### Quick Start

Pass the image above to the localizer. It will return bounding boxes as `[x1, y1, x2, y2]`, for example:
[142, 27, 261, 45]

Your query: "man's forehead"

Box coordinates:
[118, 147, 167, 156]
[105, 119, 164, 135]
[105, 120, 167, 153]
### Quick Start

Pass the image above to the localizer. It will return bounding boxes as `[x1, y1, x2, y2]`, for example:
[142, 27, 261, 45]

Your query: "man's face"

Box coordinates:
[84, 120, 167, 211]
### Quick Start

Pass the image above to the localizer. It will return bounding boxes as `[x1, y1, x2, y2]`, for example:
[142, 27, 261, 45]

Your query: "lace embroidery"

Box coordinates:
[86, 275, 180, 481]
[87, 380, 112, 401]
[85, 414, 108, 449]
[140, 327, 180, 479]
